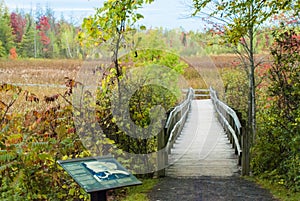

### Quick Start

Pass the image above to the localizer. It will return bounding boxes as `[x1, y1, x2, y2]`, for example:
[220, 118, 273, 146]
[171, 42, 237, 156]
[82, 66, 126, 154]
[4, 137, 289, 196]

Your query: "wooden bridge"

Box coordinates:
[157, 87, 250, 177]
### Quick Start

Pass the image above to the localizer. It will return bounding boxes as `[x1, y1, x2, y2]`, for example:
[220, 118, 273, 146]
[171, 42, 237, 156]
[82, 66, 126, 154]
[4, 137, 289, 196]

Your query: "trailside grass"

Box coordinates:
[244, 176, 300, 201]
[123, 178, 159, 201]
[107, 178, 159, 201]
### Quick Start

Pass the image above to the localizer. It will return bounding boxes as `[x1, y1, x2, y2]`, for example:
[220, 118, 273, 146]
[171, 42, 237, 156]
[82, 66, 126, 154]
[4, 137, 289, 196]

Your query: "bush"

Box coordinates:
[0, 83, 90, 200]
[252, 25, 300, 192]
[220, 65, 248, 119]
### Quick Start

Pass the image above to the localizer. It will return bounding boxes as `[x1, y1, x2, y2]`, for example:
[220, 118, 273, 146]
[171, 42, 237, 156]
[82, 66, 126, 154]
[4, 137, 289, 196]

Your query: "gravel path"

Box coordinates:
[148, 176, 278, 201]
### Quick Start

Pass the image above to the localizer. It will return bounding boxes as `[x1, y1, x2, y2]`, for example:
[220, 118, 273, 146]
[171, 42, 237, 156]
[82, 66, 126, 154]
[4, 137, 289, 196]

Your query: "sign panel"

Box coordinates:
[58, 156, 142, 193]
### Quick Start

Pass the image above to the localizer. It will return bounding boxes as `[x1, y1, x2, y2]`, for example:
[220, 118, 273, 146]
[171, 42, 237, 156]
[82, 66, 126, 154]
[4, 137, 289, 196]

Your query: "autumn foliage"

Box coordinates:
[252, 25, 300, 192]
[0, 81, 91, 200]
[9, 47, 17, 59]
[10, 12, 26, 43]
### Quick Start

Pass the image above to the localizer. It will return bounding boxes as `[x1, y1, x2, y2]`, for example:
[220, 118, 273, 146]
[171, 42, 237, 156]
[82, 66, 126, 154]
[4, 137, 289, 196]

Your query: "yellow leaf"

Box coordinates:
[62, 155, 68, 160]
[0, 100, 7, 110]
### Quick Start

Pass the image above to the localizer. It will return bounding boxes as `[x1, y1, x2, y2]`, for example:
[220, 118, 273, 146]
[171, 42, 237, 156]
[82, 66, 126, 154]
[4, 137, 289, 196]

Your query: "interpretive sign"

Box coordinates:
[57, 156, 142, 193]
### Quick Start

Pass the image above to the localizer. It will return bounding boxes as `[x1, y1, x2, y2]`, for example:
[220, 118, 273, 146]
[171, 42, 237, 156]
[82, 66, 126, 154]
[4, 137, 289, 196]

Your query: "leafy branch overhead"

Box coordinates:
[192, 0, 298, 45]
[79, 0, 154, 47]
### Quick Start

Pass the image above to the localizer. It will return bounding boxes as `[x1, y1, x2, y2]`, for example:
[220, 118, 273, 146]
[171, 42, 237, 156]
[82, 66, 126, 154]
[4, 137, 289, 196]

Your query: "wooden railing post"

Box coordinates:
[241, 119, 250, 175]
[229, 114, 234, 148]
[235, 110, 243, 163]
[157, 129, 166, 177]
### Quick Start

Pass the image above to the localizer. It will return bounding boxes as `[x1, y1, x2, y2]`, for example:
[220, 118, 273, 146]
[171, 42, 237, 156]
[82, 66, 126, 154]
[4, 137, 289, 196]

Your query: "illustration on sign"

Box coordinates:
[82, 161, 130, 182]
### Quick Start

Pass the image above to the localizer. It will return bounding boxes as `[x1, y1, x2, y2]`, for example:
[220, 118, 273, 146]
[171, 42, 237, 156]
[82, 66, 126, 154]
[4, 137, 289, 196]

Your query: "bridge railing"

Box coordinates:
[210, 87, 243, 165]
[182, 88, 210, 99]
[164, 88, 194, 154]
[157, 88, 194, 177]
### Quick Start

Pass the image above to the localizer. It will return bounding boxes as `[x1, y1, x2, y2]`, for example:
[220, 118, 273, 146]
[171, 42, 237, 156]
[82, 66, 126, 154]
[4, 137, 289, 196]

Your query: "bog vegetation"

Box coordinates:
[0, 0, 299, 200]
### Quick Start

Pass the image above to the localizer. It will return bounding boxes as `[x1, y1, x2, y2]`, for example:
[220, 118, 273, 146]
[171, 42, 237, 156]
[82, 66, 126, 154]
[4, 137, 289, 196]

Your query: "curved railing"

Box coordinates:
[209, 87, 243, 165]
[157, 88, 194, 176]
[164, 88, 194, 154]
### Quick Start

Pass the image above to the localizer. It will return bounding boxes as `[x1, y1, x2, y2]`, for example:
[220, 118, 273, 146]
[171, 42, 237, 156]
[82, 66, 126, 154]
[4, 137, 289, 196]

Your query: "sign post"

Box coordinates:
[90, 191, 107, 201]
[58, 156, 142, 201]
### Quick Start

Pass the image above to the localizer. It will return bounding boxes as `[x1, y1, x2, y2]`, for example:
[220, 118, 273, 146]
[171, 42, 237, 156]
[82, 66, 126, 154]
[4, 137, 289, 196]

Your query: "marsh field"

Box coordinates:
[0, 55, 238, 95]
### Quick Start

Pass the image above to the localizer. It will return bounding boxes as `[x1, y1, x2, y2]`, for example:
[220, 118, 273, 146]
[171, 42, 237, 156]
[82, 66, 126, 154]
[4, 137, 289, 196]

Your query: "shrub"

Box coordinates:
[252, 25, 300, 192]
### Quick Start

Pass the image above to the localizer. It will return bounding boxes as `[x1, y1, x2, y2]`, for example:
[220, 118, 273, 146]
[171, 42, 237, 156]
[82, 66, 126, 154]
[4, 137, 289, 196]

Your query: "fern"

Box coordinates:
[29, 141, 49, 150]
[0, 150, 17, 163]
[0, 161, 16, 174]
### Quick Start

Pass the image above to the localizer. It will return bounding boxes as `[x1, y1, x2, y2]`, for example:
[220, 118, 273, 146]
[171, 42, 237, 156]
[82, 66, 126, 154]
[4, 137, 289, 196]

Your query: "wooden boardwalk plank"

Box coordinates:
[166, 99, 239, 177]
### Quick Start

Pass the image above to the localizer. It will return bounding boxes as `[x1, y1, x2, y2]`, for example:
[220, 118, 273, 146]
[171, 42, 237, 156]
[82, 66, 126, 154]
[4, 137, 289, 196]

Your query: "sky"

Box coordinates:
[5, 0, 204, 31]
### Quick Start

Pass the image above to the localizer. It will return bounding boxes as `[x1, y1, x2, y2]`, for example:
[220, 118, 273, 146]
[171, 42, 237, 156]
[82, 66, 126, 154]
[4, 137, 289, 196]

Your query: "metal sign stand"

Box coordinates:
[90, 191, 107, 201]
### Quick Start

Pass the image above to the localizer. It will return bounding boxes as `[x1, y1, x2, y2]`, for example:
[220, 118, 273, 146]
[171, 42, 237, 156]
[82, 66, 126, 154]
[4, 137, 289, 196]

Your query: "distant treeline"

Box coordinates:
[0, 2, 274, 59]
[0, 2, 83, 59]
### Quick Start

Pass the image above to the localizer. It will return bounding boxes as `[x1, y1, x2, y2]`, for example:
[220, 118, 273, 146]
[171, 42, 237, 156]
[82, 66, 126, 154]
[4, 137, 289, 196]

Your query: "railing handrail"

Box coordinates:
[182, 88, 210, 99]
[165, 102, 190, 153]
[164, 88, 194, 153]
[210, 87, 242, 156]
[164, 88, 194, 130]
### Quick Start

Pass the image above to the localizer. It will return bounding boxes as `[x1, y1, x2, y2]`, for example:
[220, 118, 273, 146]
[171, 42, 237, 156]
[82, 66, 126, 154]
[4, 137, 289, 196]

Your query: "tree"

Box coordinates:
[80, 0, 154, 77]
[44, 6, 60, 58]
[18, 14, 35, 58]
[0, 1, 15, 56]
[10, 12, 26, 43]
[191, 0, 299, 174]
[56, 21, 79, 58]
[36, 15, 51, 57]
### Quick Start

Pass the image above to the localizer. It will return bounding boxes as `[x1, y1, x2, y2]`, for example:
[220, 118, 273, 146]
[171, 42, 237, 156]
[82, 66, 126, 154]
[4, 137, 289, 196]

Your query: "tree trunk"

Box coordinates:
[248, 2, 256, 146]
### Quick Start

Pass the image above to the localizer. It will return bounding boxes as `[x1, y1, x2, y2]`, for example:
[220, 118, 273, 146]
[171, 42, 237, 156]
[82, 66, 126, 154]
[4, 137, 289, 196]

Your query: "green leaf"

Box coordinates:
[136, 13, 144, 20]
[69, 188, 76, 196]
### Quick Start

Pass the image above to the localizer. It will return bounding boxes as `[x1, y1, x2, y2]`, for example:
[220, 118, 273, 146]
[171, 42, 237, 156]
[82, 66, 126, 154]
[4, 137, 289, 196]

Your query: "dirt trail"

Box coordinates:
[148, 176, 278, 201]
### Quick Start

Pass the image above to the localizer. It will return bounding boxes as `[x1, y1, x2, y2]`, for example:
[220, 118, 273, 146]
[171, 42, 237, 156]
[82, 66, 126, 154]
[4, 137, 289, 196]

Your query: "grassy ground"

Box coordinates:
[108, 178, 159, 201]
[244, 176, 300, 201]
[123, 179, 159, 201]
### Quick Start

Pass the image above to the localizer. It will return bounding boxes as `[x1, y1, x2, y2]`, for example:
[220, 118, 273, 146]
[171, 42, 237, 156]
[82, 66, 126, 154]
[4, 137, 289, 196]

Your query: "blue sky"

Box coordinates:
[5, 0, 204, 31]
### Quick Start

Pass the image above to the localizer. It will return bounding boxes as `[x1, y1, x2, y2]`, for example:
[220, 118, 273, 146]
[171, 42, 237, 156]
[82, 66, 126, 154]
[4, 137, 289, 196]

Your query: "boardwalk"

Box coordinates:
[148, 98, 277, 201]
[167, 99, 240, 177]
